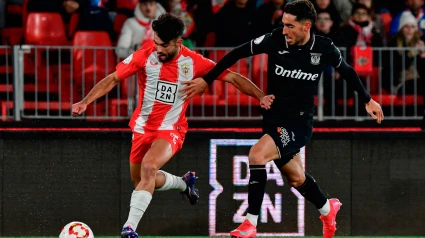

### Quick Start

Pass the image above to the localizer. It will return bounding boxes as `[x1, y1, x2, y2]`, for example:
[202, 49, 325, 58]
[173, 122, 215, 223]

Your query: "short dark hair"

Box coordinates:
[152, 13, 185, 43]
[351, 3, 371, 16]
[284, 0, 317, 23]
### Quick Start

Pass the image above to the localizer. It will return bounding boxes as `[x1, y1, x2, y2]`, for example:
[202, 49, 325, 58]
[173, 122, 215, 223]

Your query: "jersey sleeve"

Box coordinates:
[329, 41, 343, 68]
[115, 41, 153, 79]
[250, 29, 278, 55]
[194, 54, 229, 81]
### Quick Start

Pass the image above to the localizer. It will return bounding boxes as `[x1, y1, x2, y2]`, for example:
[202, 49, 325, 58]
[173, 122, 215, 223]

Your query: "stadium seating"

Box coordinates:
[72, 31, 115, 78]
[251, 54, 268, 91]
[25, 12, 68, 45]
[191, 81, 221, 106]
[72, 31, 116, 116]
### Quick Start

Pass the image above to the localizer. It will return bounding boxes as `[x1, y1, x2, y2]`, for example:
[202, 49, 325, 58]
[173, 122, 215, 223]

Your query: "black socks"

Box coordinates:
[295, 173, 327, 209]
[247, 165, 267, 215]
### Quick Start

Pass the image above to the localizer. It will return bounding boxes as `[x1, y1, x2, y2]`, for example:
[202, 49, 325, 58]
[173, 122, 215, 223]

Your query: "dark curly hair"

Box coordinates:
[284, 0, 317, 24]
[152, 13, 185, 43]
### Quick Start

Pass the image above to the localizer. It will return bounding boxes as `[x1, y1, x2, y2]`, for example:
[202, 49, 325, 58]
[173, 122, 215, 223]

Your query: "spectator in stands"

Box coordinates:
[63, 0, 116, 41]
[116, 0, 166, 58]
[314, 9, 341, 45]
[383, 11, 425, 97]
[162, 0, 196, 48]
[339, 3, 383, 108]
[187, 0, 215, 47]
[340, 3, 384, 62]
[214, 0, 256, 47]
[356, 0, 387, 45]
[331, 0, 353, 23]
[311, 0, 342, 28]
[390, 0, 425, 40]
[313, 9, 343, 113]
[251, 0, 286, 38]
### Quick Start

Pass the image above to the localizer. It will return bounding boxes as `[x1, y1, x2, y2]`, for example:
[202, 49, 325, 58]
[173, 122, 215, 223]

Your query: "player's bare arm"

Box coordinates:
[179, 73, 275, 110]
[72, 72, 121, 116]
[336, 60, 384, 124]
[222, 72, 275, 110]
[180, 39, 257, 99]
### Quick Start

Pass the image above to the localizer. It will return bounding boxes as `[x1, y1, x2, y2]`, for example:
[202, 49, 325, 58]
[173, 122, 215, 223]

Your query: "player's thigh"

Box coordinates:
[129, 132, 152, 183]
[278, 153, 305, 184]
[129, 132, 151, 164]
[266, 121, 312, 168]
[249, 134, 280, 164]
[140, 138, 174, 176]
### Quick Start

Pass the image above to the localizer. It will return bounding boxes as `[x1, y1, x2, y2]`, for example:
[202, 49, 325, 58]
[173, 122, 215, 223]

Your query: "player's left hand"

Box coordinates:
[179, 77, 208, 100]
[260, 95, 275, 110]
[365, 99, 384, 124]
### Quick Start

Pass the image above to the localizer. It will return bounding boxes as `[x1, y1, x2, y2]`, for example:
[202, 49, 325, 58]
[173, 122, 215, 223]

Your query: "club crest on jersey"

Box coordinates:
[181, 63, 190, 76]
[310, 53, 321, 65]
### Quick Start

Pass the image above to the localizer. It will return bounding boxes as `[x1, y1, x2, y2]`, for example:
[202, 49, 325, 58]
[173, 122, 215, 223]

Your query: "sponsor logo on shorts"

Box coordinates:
[170, 133, 179, 145]
[277, 127, 290, 147]
[156, 80, 177, 104]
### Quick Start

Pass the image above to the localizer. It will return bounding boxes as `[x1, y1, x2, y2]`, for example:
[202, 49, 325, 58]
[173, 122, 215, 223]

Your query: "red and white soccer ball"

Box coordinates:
[59, 221, 94, 238]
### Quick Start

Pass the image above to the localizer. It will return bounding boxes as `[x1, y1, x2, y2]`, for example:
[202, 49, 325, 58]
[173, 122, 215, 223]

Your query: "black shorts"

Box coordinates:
[263, 119, 313, 168]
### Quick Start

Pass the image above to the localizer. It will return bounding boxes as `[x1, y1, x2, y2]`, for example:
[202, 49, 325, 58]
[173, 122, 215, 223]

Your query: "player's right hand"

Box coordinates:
[72, 101, 87, 117]
[365, 99, 384, 124]
[179, 77, 208, 100]
[260, 94, 275, 110]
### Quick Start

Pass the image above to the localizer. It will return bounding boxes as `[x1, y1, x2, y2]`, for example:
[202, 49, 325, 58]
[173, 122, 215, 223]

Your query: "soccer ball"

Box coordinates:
[59, 221, 94, 238]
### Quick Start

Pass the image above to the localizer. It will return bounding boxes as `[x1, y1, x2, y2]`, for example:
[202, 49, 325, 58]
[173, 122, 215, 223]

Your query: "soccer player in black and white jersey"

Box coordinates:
[180, 0, 384, 237]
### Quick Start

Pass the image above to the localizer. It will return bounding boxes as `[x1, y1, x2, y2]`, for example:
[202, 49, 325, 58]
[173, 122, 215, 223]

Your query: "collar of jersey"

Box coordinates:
[285, 32, 316, 51]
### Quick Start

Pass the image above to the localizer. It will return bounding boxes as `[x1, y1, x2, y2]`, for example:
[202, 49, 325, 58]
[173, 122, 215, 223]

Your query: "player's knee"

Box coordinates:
[248, 146, 268, 165]
[287, 171, 306, 188]
[140, 162, 159, 179]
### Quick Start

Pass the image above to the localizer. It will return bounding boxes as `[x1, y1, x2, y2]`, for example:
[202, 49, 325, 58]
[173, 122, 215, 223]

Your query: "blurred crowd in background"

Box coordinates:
[1, 0, 425, 112]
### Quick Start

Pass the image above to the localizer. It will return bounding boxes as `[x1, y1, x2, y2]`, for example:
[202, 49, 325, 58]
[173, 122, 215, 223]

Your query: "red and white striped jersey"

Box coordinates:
[116, 41, 228, 134]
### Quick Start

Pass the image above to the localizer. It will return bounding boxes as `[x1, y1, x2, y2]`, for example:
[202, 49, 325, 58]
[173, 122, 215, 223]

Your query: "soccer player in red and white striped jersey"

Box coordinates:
[72, 13, 274, 238]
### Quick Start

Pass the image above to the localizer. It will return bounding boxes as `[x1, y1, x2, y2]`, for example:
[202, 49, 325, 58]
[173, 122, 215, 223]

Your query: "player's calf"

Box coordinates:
[286, 171, 306, 187]
[136, 162, 159, 191]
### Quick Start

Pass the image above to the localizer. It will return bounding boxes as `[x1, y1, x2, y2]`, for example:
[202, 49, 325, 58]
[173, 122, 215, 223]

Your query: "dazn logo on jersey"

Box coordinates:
[155, 81, 177, 104]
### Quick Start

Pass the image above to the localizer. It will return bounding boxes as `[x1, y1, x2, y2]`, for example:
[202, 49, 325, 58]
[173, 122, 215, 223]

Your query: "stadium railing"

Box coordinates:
[0, 45, 14, 121]
[0, 45, 423, 121]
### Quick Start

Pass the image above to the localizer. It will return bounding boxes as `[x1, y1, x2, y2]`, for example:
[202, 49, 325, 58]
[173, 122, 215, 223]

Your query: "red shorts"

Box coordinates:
[129, 130, 185, 164]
